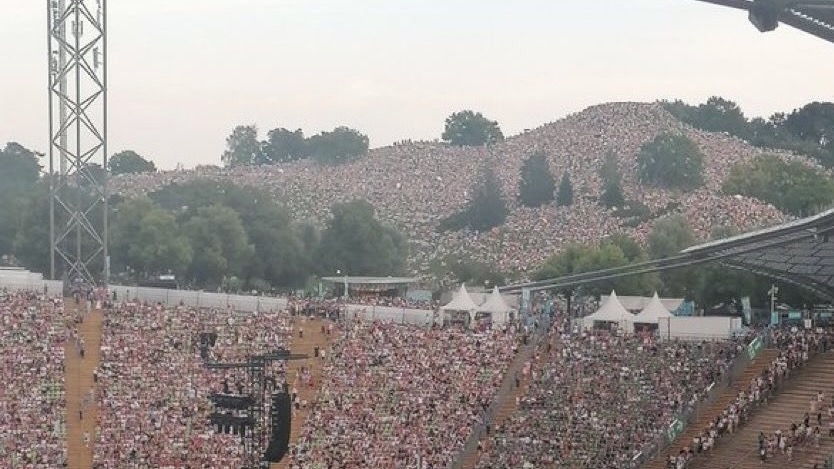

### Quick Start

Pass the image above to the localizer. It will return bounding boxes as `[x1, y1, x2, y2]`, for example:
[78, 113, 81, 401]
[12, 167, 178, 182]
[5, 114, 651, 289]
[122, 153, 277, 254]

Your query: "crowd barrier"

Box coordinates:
[107, 285, 287, 312]
[0, 271, 63, 296]
[343, 304, 438, 326]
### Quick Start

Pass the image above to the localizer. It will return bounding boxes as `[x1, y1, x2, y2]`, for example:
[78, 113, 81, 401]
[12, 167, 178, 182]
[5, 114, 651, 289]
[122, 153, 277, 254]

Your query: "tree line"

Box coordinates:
[0, 142, 406, 292]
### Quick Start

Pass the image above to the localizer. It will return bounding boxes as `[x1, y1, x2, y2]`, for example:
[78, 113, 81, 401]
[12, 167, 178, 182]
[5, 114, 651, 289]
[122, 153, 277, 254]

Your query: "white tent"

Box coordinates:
[441, 284, 479, 326]
[634, 292, 673, 324]
[476, 286, 514, 325]
[583, 291, 634, 329]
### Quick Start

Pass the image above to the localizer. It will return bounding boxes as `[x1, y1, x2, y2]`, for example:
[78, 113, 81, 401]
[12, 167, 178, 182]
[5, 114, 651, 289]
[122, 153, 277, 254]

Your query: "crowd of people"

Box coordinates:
[289, 319, 519, 468]
[92, 303, 292, 468]
[0, 291, 67, 468]
[666, 326, 834, 468]
[475, 318, 744, 469]
[111, 102, 800, 279]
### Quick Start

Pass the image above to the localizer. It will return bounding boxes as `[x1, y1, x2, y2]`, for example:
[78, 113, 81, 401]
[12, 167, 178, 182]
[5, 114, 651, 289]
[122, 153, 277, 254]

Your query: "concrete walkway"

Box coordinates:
[63, 302, 103, 469]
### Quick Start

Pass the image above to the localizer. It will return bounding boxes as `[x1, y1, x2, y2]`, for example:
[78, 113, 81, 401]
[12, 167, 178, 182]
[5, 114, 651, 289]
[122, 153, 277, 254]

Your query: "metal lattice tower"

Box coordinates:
[47, 0, 108, 285]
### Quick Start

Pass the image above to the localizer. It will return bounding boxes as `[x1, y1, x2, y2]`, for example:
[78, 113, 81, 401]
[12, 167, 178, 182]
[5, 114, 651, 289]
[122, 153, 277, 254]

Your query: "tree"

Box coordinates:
[599, 153, 625, 208]
[648, 214, 696, 297]
[264, 128, 307, 163]
[110, 197, 192, 278]
[221, 125, 262, 167]
[109, 150, 156, 175]
[0, 143, 42, 256]
[316, 200, 407, 276]
[556, 172, 574, 207]
[0, 142, 41, 193]
[518, 153, 555, 207]
[468, 165, 508, 231]
[307, 127, 369, 165]
[11, 182, 51, 273]
[637, 133, 704, 190]
[534, 241, 656, 299]
[440, 255, 506, 288]
[184, 205, 254, 287]
[441, 110, 504, 146]
[723, 154, 834, 217]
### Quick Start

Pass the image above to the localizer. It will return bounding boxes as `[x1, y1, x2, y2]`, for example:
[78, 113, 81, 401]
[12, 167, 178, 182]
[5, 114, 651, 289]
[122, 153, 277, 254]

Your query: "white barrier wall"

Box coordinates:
[0, 270, 63, 296]
[108, 285, 287, 312]
[343, 304, 438, 326]
[658, 316, 743, 340]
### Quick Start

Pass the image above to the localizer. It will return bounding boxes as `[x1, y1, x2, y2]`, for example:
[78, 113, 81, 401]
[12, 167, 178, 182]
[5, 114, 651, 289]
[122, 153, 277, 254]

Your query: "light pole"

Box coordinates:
[769, 284, 779, 326]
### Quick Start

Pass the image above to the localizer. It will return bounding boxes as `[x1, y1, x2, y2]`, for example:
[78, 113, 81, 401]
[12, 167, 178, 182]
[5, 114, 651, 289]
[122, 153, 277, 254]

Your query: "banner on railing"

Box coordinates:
[747, 336, 763, 360]
[666, 418, 684, 442]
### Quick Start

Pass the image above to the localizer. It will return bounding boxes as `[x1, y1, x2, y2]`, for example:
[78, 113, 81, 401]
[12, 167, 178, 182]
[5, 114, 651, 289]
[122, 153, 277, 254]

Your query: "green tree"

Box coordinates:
[264, 128, 307, 163]
[221, 125, 262, 167]
[184, 205, 254, 286]
[556, 172, 574, 207]
[723, 154, 834, 217]
[648, 214, 696, 297]
[0, 143, 42, 256]
[316, 200, 407, 276]
[12, 182, 51, 273]
[637, 133, 704, 190]
[599, 153, 625, 208]
[441, 110, 504, 146]
[307, 127, 369, 165]
[466, 165, 508, 231]
[110, 197, 192, 277]
[439, 255, 506, 288]
[534, 241, 656, 299]
[109, 150, 156, 175]
[518, 153, 555, 207]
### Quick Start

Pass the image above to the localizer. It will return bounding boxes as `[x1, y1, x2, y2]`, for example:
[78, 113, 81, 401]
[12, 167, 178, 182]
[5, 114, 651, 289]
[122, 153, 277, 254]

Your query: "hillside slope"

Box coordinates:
[113, 102, 816, 277]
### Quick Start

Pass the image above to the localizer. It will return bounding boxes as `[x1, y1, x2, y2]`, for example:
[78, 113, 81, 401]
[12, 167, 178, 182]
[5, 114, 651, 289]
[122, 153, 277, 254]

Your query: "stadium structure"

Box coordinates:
[694, 0, 834, 43]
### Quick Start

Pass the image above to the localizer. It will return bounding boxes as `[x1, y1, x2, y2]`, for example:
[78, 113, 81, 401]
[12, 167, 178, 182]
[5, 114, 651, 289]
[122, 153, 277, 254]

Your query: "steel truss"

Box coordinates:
[47, 0, 108, 285]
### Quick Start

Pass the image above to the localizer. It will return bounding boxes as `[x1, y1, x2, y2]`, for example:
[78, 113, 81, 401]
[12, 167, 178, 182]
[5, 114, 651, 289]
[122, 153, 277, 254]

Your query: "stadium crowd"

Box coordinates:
[110, 103, 795, 278]
[289, 319, 519, 468]
[0, 291, 67, 468]
[476, 317, 743, 469]
[92, 303, 291, 469]
[666, 326, 834, 468]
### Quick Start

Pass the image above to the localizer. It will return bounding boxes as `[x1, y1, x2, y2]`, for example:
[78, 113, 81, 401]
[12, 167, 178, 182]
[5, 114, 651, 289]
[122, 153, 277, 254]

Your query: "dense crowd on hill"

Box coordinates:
[289, 320, 518, 468]
[92, 304, 291, 469]
[111, 103, 798, 277]
[0, 291, 67, 468]
[476, 319, 743, 469]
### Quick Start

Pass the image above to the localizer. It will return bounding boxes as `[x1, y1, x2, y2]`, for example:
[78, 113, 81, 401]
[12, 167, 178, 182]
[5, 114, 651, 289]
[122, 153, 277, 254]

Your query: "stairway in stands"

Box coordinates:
[461, 370, 530, 469]
[270, 316, 332, 469]
[681, 351, 834, 469]
[642, 348, 780, 469]
[64, 301, 104, 469]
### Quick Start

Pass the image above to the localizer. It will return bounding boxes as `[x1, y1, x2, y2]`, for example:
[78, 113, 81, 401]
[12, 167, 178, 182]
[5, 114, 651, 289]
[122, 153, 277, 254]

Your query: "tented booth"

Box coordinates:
[441, 284, 479, 327]
[475, 286, 515, 326]
[583, 291, 634, 330]
[633, 292, 673, 332]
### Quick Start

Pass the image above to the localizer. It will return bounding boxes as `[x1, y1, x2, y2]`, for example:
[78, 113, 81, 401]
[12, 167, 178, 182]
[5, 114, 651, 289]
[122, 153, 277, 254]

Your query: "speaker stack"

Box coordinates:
[263, 391, 291, 462]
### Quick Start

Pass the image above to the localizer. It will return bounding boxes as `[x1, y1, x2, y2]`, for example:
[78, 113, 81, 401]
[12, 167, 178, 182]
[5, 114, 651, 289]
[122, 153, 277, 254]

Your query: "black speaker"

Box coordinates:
[263, 392, 291, 462]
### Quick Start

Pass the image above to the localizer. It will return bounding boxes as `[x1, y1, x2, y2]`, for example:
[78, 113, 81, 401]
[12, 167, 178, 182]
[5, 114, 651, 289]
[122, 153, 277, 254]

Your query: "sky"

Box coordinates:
[1, 0, 833, 170]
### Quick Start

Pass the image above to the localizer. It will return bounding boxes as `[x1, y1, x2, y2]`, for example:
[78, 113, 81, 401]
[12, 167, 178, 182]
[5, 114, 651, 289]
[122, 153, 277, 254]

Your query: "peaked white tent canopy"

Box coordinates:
[634, 292, 673, 324]
[583, 291, 634, 329]
[441, 284, 479, 312]
[476, 286, 514, 325]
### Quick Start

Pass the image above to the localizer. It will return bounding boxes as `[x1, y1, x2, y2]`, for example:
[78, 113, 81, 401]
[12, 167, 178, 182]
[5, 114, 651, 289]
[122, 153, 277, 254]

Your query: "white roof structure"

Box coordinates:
[599, 294, 684, 313]
[478, 286, 514, 315]
[441, 284, 479, 312]
[584, 291, 634, 326]
[634, 292, 673, 324]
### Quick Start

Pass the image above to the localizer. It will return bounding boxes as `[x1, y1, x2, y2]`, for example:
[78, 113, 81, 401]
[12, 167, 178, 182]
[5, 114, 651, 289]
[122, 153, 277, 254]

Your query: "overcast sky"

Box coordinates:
[2, 0, 833, 170]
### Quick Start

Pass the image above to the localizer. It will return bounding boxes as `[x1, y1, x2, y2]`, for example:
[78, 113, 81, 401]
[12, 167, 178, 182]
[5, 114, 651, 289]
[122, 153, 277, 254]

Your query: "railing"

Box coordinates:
[447, 313, 552, 469]
[633, 330, 770, 468]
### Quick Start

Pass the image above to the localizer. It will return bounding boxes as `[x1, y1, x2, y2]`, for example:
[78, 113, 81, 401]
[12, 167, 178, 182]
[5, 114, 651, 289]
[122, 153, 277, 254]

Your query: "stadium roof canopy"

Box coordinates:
[694, 0, 834, 43]
[682, 208, 834, 299]
[503, 208, 834, 300]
